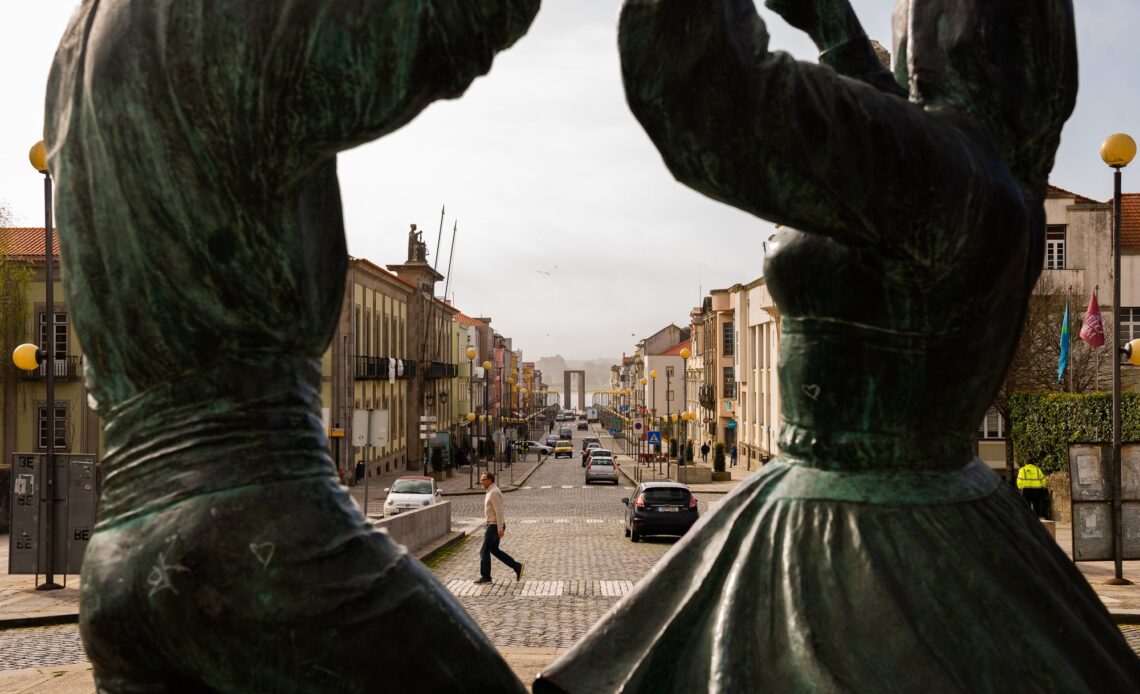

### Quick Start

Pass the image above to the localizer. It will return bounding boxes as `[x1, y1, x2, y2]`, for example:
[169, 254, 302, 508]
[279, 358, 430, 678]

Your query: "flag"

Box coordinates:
[1058, 295, 1070, 382]
[1079, 291, 1105, 348]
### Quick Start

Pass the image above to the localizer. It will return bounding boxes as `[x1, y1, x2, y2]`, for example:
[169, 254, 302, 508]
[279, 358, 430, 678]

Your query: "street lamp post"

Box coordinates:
[27, 141, 61, 591]
[680, 347, 691, 464]
[650, 370, 659, 474]
[1103, 132, 1136, 586]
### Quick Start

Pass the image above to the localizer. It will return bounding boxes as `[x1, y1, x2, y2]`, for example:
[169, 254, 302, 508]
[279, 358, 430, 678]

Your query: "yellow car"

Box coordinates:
[555, 441, 574, 459]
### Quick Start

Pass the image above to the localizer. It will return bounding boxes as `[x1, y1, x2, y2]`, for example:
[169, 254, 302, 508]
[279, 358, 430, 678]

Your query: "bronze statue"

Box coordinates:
[538, 0, 1140, 691]
[45, 1, 538, 690]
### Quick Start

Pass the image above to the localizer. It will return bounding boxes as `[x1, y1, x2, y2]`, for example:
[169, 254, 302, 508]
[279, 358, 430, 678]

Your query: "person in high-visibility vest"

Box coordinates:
[1017, 461, 1049, 519]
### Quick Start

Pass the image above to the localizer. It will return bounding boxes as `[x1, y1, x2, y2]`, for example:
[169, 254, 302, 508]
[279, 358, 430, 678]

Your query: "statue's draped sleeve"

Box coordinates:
[45, 0, 538, 409]
[618, 0, 982, 252]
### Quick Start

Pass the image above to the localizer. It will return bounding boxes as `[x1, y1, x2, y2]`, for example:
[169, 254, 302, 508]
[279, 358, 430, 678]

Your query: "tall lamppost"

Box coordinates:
[1103, 132, 1136, 586]
[680, 347, 692, 463]
[649, 370, 659, 473]
[12, 141, 62, 591]
[466, 347, 476, 448]
[466, 411, 477, 487]
[639, 376, 648, 466]
[482, 360, 492, 465]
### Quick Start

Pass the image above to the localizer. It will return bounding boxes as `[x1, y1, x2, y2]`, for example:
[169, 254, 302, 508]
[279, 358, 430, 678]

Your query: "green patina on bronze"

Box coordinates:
[537, 0, 1140, 691]
[45, 1, 538, 690]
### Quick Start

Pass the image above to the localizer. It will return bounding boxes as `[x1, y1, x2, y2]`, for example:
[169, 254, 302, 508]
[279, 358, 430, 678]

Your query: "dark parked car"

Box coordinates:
[622, 482, 699, 542]
[581, 437, 600, 451]
[577, 421, 589, 430]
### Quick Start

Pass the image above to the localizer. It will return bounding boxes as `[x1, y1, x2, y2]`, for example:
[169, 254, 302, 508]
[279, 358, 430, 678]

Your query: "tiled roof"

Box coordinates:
[0, 228, 59, 258]
[1046, 184, 1100, 205]
[1122, 193, 1140, 248]
[456, 312, 487, 327]
[660, 339, 691, 356]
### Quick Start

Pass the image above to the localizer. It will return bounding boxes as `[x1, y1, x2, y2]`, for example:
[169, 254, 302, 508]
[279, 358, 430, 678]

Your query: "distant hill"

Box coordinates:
[535, 355, 616, 391]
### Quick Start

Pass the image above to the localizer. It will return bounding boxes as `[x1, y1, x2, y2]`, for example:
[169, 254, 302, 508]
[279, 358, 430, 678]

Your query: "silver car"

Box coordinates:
[585, 455, 618, 484]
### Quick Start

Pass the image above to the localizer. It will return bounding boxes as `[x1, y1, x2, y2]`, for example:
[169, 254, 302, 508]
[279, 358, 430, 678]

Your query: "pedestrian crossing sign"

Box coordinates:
[647, 431, 661, 445]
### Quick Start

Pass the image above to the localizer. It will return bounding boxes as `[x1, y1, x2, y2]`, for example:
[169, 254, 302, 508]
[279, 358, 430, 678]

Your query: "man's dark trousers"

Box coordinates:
[480, 524, 520, 580]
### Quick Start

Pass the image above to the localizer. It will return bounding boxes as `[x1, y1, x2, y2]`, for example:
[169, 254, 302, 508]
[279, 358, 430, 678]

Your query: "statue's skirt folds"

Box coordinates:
[536, 459, 1140, 693]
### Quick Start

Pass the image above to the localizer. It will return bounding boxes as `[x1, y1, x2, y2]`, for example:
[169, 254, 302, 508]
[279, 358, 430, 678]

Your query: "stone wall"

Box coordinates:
[372, 500, 452, 554]
[1047, 471, 1071, 523]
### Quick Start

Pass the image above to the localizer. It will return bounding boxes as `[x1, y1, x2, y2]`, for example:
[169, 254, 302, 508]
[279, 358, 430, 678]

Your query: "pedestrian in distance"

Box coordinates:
[729, 443, 738, 468]
[1017, 461, 1049, 519]
[475, 472, 523, 585]
[700, 442, 710, 464]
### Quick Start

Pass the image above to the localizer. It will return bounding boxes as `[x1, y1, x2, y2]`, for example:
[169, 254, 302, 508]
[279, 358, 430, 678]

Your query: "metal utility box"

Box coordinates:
[9, 453, 98, 576]
[1067, 443, 1140, 561]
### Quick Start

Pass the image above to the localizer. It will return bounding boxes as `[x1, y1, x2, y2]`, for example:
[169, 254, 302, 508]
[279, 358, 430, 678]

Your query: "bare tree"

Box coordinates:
[995, 273, 1108, 480]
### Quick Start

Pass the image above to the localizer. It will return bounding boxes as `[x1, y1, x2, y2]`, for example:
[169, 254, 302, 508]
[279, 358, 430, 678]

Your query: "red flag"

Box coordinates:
[1079, 291, 1105, 348]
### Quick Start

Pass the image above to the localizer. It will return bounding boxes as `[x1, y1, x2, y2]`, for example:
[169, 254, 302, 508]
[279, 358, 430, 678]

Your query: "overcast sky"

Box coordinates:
[2, 1, 1138, 361]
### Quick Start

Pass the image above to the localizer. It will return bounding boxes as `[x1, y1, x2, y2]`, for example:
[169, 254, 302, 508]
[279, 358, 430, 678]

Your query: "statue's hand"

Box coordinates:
[764, 0, 862, 50]
[764, 0, 821, 34]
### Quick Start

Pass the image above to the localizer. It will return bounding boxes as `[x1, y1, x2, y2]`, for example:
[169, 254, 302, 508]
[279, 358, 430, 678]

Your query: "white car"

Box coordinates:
[515, 440, 554, 455]
[383, 476, 442, 515]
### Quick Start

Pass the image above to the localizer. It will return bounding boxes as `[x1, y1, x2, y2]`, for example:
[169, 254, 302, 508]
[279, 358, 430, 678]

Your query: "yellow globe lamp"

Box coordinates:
[482, 360, 492, 371]
[680, 347, 691, 360]
[29, 140, 48, 174]
[508, 377, 515, 385]
[1101, 133, 1137, 169]
[1124, 339, 1140, 366]
[12, 343, 42, 371]
[640, 377, 647, 386]
[466, 412, 477, 423]
[650, 370, 658, 379]
[466, 347, 477, 360]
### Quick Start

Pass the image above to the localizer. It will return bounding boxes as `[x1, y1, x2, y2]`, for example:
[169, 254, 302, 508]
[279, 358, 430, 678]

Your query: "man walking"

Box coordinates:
[475, 472, 523, 584]
[700, 441, 710, 464]
[729, 443, 738, 468]
[1017, 460, 1049, 519]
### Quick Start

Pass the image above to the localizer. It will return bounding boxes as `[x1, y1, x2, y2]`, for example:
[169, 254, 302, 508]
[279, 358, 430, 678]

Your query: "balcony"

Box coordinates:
[425, 361, 459, 380]
[698, 385, 716, 410]
[354, 356, 416, 380]
[19, 356, 82, 380]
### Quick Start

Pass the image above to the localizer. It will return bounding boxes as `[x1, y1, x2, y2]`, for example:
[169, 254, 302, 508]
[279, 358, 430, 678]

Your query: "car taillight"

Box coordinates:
[635, 494, 645, 508]
[688, 496, 698, 510]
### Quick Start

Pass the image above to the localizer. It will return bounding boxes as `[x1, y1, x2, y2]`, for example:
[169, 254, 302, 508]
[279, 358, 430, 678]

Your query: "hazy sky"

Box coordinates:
[2, 1, 1138, 361]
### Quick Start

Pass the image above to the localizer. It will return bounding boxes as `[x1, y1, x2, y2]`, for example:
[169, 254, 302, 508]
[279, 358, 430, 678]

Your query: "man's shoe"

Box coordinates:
[474, 577, 492, 584]
[515, 564, 524, 581]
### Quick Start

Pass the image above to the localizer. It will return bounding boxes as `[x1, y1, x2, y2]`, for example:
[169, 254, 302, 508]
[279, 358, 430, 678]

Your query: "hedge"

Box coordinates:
[1009, 391, 1140, 473]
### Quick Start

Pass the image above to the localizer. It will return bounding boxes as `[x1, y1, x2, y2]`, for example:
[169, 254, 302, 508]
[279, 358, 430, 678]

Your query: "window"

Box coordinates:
[36, 405, 68, 450]
[354, 307, 361, 354]
[364, 310, 372, 356]
[38, 312, 68, 359]
[1045, 225, 1066, 270]
[978, 408, 1004, 439]
[1121, 308, 1140, 348]
[723, 366, 736, 399]
[722, 321, 734, 356]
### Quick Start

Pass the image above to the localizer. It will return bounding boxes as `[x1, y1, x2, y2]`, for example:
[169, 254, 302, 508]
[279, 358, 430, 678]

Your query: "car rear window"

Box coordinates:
[590, 458, 613, 466]
[590, 450, 611, 458]
[642, 488, 690, 503]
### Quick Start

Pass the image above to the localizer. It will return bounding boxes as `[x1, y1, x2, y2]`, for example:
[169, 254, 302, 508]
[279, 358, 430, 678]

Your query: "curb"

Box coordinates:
[442, 456, 550, 496]
[416, 530, 469, 563]
[0, 612, 79, 630]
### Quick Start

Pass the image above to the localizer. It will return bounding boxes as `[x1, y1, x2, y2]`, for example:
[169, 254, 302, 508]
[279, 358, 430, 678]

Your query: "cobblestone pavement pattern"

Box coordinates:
[0, 624, 87, 672]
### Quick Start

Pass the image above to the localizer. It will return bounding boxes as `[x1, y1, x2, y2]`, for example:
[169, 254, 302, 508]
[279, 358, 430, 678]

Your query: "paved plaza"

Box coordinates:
[1, 425, 1138, 691]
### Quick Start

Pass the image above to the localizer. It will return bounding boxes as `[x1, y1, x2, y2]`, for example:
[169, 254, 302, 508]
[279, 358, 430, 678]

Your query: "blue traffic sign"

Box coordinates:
[647, 431, 661, 445]
[634, 422, 643, 430]
[609, 427, 618, 436]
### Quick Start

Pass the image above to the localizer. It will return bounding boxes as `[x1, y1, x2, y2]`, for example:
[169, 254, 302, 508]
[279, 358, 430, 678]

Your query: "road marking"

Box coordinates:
[540, 485, 553, 489]
[561, 485, 575, 489]
[443, 579, 633, 598]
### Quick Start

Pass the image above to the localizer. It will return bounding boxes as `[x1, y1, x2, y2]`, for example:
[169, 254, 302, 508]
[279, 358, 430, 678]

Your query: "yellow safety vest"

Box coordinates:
[1017, 464, 1047, 490]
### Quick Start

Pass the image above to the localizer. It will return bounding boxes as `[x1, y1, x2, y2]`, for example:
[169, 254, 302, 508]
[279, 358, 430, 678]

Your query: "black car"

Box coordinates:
[622, 482, 699, 542]
[577, 421, 589, 430]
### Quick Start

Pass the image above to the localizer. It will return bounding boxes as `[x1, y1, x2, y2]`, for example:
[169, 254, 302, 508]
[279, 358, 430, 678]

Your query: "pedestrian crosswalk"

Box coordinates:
[444, 579, 635, 598]
[520, 485, 634, 490]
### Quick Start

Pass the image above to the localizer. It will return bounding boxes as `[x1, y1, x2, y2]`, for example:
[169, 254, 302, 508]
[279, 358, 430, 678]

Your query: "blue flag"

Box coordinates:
[1058, 295, 1070, 381]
